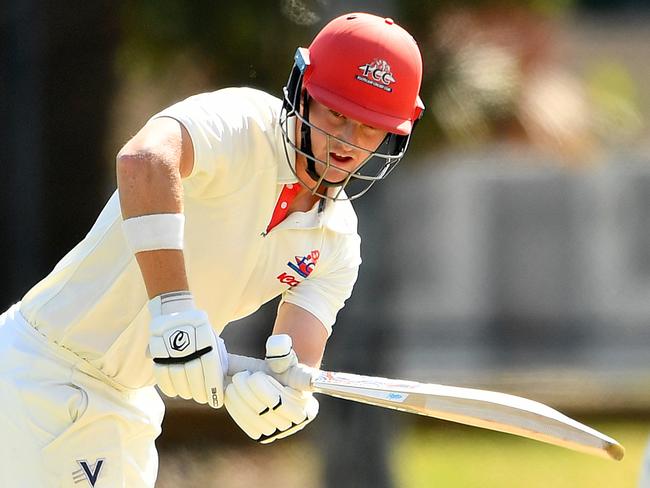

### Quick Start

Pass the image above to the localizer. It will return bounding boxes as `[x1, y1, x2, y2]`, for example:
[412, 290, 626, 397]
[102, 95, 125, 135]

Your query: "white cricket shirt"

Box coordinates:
[19, 87, 361, 389]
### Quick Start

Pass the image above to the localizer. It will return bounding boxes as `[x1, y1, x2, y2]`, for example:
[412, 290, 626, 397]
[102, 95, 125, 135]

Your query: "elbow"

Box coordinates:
[116, 148, 157, 185]
[117, 146, 150, 170]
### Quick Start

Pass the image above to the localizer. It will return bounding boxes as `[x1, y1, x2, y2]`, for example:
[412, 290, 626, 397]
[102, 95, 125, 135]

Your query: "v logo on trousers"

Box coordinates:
[73, 458, 105, 486]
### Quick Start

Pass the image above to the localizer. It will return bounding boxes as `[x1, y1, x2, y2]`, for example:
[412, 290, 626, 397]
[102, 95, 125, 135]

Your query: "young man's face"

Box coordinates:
[296, 97, 388, 186]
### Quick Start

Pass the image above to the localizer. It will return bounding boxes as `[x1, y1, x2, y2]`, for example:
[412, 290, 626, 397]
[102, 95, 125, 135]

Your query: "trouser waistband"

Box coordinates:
[1, 303, 132, 393]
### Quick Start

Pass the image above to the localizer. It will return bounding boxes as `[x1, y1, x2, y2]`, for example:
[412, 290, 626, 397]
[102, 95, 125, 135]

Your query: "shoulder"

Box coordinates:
[224, 87, 282, 112]
[157, 87, 282, 128]
[150, 87, 284, 161]
[167, 86, 279, 106]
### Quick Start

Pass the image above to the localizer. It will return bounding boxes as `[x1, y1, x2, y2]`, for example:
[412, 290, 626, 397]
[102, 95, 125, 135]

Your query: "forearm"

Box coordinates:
[272, 303, 328, 368]
[116, 124, 190, 298]
[133, 250, 189, 299]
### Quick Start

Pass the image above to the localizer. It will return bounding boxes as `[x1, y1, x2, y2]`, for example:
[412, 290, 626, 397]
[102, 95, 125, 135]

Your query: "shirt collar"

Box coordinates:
[270, 190, 357, 235]
[321, 196, 358, 234]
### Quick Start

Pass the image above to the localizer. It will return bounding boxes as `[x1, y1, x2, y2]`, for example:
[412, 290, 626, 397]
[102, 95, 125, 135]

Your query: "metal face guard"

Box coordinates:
[279, 77, 413, 201]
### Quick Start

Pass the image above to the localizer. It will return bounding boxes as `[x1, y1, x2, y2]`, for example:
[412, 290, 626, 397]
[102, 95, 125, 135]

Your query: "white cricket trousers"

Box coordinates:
[0, 304, 165, 487]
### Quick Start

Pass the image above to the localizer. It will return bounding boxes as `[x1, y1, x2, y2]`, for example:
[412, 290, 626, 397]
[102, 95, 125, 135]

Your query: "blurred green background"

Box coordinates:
[2, 0, 650, 486]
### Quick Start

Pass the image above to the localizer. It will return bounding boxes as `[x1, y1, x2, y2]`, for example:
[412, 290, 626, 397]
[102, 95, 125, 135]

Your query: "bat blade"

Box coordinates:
[311, 371, 624, 461]
[226, 353, 624, 460]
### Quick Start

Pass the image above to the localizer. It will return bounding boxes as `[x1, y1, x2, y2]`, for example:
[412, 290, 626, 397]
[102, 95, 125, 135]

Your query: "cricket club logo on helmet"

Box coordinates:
[357, 59, 396, 92]
[280, 12, 425, 201]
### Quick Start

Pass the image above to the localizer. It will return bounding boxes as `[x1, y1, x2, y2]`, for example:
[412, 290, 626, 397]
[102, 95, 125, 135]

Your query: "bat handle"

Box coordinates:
[227, 353, 317, 392]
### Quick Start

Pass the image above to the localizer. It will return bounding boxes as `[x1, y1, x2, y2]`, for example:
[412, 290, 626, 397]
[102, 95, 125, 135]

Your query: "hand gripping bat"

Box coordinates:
[227, 353, 624, 460]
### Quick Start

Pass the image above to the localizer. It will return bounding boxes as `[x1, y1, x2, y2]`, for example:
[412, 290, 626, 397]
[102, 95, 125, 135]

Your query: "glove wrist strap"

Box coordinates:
[149, 291, 195, 316]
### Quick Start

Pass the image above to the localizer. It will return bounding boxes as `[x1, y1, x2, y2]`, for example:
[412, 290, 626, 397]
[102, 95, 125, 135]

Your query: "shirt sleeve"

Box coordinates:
[150, 88, 275, 198]
[279, 233, 362, 336]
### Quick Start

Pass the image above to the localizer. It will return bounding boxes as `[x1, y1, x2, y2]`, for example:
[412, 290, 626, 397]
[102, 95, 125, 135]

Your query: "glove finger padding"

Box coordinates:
[247, 372, 283, 408]
[152, 364, 176, 398]
[249, 372, 307, 424]
[231, 371, 268, 413]
[233, 372, 292, 432]
[168, 363, 193, 400]
[225, 370, 319, 443]
[184, 360, 208, 404]
[225, 374, 278, 438]
[260, 395, 319, 444]
[272, 388, 314, 425]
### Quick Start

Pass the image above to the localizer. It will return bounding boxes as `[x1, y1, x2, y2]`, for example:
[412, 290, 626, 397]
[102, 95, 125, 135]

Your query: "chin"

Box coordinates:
[315, 163, 352, 182]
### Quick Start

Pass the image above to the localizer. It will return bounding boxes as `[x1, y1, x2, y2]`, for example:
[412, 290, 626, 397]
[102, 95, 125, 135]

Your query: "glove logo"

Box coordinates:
[169, 330, 190, 351]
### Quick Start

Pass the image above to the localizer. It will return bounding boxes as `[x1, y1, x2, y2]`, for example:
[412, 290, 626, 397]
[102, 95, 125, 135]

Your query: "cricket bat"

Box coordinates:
[227, 353, 624, 461]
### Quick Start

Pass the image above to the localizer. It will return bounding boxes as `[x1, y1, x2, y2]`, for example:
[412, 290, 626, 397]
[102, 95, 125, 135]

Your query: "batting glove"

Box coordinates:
[148, 291, 228, 408]
[225, 334, 319, 443]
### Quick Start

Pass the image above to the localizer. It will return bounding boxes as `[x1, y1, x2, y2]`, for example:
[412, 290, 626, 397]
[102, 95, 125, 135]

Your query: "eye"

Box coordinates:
[362, 124, 383, 136]
[329, 109, 344, 119]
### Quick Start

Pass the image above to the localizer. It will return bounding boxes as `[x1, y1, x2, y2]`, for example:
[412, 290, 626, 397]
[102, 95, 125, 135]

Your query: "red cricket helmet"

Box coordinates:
[279, 13, 425, 200]
[304, 13, 424, 135]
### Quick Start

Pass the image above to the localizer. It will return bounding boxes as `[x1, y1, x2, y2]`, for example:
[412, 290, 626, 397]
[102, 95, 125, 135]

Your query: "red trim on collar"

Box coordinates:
[266, 184, 302, 233]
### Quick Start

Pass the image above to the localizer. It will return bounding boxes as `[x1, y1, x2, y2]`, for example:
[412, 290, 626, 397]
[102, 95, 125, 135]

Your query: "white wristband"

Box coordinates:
[122, 213, 185, 253]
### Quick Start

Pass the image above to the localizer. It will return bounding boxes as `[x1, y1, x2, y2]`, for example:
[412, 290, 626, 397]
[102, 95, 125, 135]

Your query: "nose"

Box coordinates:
[334, 121, 362, 151]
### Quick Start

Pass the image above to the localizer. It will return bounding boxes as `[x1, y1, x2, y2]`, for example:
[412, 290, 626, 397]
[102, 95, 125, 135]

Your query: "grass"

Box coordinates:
[393, 418, 650, 488]
[157, 414, 650, 487]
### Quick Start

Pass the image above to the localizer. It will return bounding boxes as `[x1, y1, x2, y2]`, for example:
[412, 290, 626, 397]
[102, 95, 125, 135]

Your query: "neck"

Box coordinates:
[287, 186, 322, 214]
[292, 153, 327, 206]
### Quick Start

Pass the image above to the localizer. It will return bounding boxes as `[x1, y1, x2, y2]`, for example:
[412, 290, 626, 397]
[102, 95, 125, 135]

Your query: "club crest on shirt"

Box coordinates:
[277, 250, 320, 287]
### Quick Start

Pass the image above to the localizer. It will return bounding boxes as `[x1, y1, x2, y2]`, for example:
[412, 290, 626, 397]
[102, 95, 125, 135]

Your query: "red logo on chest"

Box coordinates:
[277, 250, 320, 287]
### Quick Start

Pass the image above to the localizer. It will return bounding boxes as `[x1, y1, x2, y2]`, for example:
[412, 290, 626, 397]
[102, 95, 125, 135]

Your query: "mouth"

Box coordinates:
[329, 152, 354, 165]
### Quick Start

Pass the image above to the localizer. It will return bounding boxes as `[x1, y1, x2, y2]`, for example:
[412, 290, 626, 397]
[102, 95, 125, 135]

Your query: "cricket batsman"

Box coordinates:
[0, 12, 423, 487]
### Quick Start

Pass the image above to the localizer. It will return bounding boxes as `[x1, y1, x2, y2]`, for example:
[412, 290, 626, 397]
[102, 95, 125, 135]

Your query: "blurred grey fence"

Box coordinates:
[379, 152, 650, 412]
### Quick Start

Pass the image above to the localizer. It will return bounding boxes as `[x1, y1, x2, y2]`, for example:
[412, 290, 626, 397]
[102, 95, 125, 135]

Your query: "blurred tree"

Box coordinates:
[0, 1, 119, 310]
[118, 0, 632, 164]
[119, 1, 325, 98]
